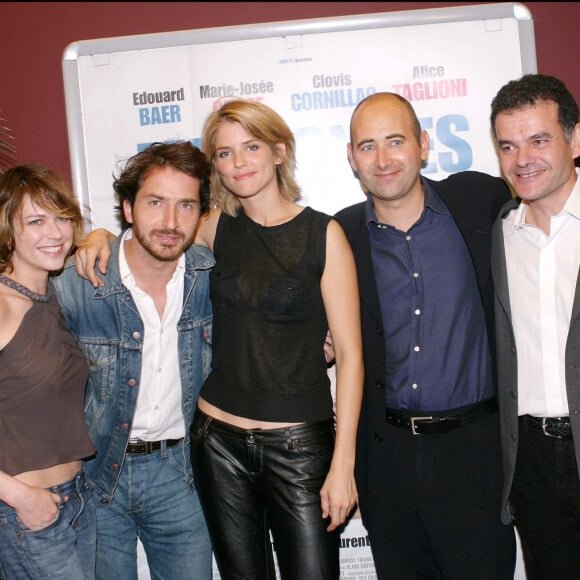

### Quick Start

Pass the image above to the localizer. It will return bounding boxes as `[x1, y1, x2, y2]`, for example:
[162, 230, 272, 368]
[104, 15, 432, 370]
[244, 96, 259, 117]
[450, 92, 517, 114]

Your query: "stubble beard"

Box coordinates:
[132, 225, 192, 262]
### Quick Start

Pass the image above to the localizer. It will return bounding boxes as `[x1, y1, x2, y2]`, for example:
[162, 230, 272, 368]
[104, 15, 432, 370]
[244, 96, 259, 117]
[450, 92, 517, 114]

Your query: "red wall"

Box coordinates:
[1, 2, 578, 180]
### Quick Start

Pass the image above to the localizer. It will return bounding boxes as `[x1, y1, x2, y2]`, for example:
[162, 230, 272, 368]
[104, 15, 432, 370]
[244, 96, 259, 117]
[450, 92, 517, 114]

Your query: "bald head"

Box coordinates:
[350, 92, 422, 145]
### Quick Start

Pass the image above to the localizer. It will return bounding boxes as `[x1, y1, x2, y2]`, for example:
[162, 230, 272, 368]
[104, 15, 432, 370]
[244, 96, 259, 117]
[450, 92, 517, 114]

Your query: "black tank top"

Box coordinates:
[200, 207, 333, 422]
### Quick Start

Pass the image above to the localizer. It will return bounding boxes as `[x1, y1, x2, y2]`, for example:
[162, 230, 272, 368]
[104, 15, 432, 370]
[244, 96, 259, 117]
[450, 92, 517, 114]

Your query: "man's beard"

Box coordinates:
[132, 224, 193, 262]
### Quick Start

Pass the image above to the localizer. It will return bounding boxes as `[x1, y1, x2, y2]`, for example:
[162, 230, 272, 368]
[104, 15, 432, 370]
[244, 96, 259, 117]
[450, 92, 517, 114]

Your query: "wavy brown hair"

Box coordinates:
[113, 141, 211, 230]
[0, 164, 84, 273]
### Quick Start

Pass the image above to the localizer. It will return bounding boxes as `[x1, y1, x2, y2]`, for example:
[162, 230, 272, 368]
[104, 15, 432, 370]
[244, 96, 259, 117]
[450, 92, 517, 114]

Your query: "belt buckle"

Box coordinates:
[411, 416, 433, 435]
[541, 418, 562, 439]
[128, 440, 151, 454]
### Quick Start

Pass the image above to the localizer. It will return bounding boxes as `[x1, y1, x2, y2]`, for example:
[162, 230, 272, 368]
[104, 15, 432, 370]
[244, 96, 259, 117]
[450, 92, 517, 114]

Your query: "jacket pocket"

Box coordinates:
[79, 342, 118, 427]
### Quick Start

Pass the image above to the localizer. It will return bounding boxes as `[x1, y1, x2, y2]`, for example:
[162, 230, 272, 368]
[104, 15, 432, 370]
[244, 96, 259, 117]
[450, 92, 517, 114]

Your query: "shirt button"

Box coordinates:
[413, 272, 419, 278]
[412, 383, 418, 390]
[414, 346, 420, 352]
[121, 423, 129, 431]
[128, 379, 137, 387]
[406, 235, 411, 241]
[414, 309, 421, 315]
[111, 463, 119, 471]
[132, 331, 141, 340]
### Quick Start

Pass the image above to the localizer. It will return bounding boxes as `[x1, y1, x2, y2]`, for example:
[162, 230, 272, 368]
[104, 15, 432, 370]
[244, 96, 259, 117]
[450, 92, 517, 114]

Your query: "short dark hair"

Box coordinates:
[490, 74, 579, 140]
[113, 141, 211, 230]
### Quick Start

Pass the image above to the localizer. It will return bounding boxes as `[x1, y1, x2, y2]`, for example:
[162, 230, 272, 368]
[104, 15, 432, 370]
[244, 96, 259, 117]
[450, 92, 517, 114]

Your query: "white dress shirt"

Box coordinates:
[503, 170, 580, 418]
[119, 229, 186, 441]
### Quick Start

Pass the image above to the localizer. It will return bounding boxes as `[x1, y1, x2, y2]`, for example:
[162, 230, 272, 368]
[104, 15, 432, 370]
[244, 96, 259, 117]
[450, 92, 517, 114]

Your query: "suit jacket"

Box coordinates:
[335, 171, 511, 529]
[492, 197, 580, 524]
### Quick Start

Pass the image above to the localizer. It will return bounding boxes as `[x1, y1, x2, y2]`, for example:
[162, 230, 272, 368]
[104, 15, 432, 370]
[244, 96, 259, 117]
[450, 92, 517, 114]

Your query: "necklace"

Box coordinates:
[0, 273, 51, 302]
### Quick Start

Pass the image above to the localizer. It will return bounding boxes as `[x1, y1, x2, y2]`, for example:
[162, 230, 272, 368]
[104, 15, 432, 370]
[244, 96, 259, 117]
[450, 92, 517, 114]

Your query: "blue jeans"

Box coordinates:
[0, 469, 96, 579]
[94, 438, 211, 580]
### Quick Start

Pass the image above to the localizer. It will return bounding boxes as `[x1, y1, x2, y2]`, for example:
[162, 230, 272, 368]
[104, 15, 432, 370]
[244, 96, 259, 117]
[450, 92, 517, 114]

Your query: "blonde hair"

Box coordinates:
[0, 164, 84, 273]
[202, 99, 301, 216]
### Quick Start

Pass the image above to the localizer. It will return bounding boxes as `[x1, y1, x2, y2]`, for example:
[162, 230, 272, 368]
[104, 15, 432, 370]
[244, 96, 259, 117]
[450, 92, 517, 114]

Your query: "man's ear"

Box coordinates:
[419, 130, 430, 169]
[570, 123, 580, 160]
[347, 143, 359, 179]
[123, 199, 134, 225]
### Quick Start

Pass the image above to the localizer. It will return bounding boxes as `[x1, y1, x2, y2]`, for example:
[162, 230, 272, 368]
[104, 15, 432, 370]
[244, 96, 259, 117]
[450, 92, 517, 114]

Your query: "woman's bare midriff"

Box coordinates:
[198, 398, 303, 430]
[15, 460, 82, 489]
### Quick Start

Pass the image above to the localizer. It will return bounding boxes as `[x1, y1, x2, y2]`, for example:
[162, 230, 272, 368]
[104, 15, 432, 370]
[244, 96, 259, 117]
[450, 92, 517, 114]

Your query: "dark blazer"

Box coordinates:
[492, 197, 580, 524]
[335, 171, 511, 528]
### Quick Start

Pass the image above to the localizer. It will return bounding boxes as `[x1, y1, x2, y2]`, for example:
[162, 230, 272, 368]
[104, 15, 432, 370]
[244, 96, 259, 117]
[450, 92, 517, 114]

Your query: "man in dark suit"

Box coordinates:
[491, 74, 580, 579]
[334, 92, 516, 579]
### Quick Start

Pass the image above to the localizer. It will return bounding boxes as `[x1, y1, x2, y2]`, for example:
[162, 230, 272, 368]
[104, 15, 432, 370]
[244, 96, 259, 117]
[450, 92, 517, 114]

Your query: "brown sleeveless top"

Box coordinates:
[0, 275, 95, 475]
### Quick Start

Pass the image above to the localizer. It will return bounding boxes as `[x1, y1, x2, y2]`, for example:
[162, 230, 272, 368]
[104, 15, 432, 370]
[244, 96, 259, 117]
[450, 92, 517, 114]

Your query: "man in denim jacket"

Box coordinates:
[51, 142, 214, 580]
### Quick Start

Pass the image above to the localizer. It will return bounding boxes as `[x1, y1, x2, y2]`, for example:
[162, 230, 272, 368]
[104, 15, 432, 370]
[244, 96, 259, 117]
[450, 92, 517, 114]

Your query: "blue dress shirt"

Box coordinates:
[367, 180, 494, 412]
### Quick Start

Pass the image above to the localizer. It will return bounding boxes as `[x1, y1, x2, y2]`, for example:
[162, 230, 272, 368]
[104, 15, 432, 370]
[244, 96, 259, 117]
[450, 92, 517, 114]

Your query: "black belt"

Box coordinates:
[521, 415, 572, 439]
[126, 438, 182, 455]
[385, 398, 497, 435]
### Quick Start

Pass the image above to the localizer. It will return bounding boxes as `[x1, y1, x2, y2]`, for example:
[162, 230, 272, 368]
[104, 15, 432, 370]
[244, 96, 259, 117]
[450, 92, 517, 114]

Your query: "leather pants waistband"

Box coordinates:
[192, 409, 334, 443]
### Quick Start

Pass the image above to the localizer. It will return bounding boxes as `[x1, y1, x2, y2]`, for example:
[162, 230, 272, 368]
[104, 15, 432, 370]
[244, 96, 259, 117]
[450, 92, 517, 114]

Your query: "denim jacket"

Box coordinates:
[50, 235, 214, 502]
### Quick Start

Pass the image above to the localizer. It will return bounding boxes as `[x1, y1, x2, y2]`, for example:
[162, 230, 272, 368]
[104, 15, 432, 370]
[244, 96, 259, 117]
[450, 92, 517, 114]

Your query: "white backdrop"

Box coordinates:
[63, 3, 536, 235]
[62, 3, 536, 577]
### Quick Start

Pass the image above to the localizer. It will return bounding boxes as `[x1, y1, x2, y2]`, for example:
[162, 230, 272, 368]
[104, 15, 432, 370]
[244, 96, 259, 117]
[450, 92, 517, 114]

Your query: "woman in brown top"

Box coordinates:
[0, 165, 96, 579]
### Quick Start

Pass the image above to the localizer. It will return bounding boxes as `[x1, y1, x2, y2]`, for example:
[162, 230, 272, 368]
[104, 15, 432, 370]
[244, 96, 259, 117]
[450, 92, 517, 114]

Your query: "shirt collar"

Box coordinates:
[422, 179, 448, 215]
[511, 167, 580, 230]
[119, 229, 133, 285]
[365, 177, 447, 227]
[563, 168, 580, 220]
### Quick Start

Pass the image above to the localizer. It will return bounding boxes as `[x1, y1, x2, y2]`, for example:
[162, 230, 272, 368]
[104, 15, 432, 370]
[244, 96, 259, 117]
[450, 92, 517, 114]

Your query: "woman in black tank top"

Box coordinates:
[189, 100, 364, 580]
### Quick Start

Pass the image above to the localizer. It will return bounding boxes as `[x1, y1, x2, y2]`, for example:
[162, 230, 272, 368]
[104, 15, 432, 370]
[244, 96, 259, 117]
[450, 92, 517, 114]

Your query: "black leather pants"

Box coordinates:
[190, 409, 339, 580]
